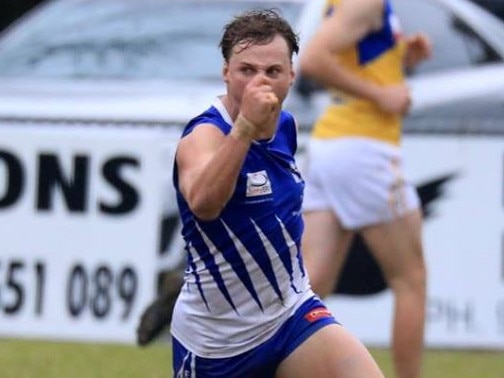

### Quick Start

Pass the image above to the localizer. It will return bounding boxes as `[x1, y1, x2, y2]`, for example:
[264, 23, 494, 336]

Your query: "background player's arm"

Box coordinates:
[403, 33, 432, 70]
[299, 0, 411, 114]
[299, 0, 383, 101]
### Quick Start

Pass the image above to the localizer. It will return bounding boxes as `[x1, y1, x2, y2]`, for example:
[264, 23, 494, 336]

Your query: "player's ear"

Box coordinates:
[290, 66, 296, 85]
[222, 62, 230, 83]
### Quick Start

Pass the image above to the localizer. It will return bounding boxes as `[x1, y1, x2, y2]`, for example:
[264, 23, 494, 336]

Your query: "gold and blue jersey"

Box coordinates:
[312, 0, 406, 145]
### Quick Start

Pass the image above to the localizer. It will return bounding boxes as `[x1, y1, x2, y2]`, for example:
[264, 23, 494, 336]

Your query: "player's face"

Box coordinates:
[223, 34, 295, 107]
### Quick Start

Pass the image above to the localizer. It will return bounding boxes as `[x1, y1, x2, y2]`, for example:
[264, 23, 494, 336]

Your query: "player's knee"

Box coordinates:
[390, 266, 426, 297]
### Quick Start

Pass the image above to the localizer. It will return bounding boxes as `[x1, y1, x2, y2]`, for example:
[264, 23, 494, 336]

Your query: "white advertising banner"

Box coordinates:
[1, 125, 503, 349]
[324, 135, 504, 349]
[0, 123, 178, 344]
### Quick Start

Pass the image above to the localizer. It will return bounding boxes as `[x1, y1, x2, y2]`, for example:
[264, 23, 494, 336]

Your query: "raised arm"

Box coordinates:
[176, 75, 280, 221]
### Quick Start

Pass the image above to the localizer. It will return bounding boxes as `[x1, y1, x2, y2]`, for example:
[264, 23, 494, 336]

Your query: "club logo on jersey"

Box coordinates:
[246, 170, 272, 197]
[304, 307, 332, 322]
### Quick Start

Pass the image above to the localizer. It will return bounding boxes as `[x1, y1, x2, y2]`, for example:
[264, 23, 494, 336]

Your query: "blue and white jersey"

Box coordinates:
[170, 98, 313, 358]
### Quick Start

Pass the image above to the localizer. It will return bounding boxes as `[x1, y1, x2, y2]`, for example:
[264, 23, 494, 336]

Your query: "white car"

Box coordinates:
[289, 0, 504, 132]
[0, 0, 503, 349]
[0, 0, 503, 129]
[0, 0, 306, 124]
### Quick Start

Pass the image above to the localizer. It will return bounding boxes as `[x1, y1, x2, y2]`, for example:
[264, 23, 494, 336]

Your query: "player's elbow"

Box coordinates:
[191, 205, 221, 221]
[299, 53, 317, 78]
[300, 53, 324, 83]
[186, 193, 223, 221]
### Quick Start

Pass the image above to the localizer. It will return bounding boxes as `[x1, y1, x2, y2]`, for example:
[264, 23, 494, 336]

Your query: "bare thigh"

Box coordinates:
[302, 210, 354, 297]
[361, 210, 425, 286]
[276, 324, 384, 378]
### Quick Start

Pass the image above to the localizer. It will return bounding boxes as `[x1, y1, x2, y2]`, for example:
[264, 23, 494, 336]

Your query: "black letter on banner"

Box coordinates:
[37, 154, 89, 212]
[0, 151, 24, 208]
[4, 261, 25, 314]
[99, 157, 139, 215]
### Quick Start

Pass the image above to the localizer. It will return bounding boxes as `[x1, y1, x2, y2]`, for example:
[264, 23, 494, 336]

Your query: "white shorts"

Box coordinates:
[302, 137, 420, 230]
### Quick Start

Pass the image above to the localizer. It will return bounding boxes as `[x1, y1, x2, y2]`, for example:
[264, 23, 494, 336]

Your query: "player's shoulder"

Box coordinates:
[182, 105, 229, 138]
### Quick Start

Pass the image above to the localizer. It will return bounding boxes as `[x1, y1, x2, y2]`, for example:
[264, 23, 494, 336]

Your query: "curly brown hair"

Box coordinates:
[219, 8, 299, 62]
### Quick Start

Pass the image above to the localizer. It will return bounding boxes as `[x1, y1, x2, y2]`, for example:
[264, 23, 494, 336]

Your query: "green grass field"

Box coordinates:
[1, 338, 504, 378]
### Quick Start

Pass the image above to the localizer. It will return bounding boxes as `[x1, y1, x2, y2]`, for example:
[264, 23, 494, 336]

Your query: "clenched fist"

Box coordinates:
[235, 75, 281, 140]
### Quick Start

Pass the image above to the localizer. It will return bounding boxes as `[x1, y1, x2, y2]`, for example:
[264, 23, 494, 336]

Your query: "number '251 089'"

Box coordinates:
[0, 260, 138, 320]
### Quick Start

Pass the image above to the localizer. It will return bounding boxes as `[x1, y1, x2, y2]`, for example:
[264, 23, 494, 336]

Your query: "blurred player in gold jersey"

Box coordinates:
[299, 0, 432, 377]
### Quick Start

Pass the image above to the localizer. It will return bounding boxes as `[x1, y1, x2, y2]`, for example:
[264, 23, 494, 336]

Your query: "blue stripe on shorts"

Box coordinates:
[172, 296, 337, 378]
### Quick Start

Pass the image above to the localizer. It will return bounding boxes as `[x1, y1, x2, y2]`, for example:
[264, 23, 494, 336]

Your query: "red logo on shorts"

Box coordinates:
[304, 307, 332, 322]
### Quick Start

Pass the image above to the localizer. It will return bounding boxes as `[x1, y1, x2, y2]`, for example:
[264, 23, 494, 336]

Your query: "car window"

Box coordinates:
[0, 0, 303, 80]
[469, 0, 504, 22]
[396, 0, 502, 75]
